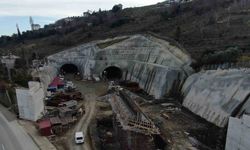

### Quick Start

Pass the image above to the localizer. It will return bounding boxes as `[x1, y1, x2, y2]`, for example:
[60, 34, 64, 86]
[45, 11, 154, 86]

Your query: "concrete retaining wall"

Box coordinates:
[182, 69, 250, 127]
[16, 81, 45, 121]
[225, 115, 250, 150]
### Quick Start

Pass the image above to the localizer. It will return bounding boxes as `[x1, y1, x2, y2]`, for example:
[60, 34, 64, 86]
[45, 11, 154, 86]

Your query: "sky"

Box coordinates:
[0, 0, 164, 36]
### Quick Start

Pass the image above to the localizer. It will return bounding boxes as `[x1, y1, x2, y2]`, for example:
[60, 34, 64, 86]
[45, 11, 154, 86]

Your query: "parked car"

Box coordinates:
[75, 132, 84, 144]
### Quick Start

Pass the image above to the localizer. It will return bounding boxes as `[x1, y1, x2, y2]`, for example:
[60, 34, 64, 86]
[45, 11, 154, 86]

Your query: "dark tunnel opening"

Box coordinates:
[60, 64, 78, 74]
[102, 66, 123, 80]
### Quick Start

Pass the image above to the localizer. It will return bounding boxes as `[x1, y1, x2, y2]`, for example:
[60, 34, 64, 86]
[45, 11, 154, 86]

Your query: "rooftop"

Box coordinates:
[38, 119, 51, 129]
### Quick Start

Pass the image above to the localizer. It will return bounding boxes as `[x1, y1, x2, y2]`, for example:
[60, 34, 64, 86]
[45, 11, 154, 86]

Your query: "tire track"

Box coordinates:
[64, 76, 107, 150]
[68, 94, 97, 150]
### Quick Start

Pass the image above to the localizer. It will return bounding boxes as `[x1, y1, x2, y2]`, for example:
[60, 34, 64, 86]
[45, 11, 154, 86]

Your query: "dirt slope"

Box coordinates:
[1, 0, 250, 62]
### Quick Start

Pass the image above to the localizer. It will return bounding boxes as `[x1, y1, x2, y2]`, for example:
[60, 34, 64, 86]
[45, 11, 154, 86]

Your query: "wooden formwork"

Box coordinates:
[113, 117, 155, 150]
[108, 91, 159, 135]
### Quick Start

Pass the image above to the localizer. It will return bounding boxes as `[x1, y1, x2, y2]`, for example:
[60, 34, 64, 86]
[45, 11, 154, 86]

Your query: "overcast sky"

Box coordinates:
[0, 0, 163, 36]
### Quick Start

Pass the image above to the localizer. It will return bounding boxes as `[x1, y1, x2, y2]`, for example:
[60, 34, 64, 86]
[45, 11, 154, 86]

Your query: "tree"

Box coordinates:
[83, 10, 91, 17]
[175, 26, 181, 41]
[112, 4, 123, 13]
[201, 47, 242, 65]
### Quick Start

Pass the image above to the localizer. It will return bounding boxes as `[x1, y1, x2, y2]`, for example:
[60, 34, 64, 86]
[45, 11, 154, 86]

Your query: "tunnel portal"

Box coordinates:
[102, 66, 123, 80]
[60, 64, 78, 74]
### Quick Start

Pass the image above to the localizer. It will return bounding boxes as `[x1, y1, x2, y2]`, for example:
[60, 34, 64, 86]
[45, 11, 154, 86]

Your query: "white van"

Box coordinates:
[75, 132, 84, 144]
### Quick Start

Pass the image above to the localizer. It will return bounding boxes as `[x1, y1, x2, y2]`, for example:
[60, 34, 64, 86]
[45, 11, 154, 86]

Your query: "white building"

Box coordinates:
[1, 54, 20, 68]
[32, 24, 41, 31]
[30, 16, 41, 31]
[16, 81, 45, 121]
[1, 53, 20, 80]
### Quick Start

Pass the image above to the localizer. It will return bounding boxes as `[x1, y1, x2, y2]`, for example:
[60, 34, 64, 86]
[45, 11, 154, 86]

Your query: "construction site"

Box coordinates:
[2, 0, 250, 150]
[31, 34, 227, 150]
[92, 82, 225, 150]
[0, 34, 249, 150]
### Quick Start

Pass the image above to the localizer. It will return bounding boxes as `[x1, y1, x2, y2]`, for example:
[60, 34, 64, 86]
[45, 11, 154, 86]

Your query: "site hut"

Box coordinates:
[58, 100, 78, 109]
[49, 116, 63, 134]
[47, 76, 65, 92]
[61, 117, 75, 129]
[38, 119, 52, 136]
[58, 107, 77, 118]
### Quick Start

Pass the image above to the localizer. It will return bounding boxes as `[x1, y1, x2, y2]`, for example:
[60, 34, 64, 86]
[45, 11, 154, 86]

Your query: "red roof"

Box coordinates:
[38, 119, 51, 129]
[49, 77, 64, 87]
[0, 80, 7, 90]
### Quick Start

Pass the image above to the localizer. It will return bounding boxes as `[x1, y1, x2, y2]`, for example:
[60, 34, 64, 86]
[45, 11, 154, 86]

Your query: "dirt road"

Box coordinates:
[69, 93, 96, 150]
[65, 76, 107, 150]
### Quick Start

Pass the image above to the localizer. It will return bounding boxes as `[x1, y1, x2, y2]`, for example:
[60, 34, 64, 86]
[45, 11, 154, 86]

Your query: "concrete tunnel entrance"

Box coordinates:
[102, 66, 123, 80]
[60, 64, 78, 74]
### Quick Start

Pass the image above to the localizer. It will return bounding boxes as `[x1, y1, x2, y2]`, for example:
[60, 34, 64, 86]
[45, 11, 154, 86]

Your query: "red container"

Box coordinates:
[38, 119, 52, 136]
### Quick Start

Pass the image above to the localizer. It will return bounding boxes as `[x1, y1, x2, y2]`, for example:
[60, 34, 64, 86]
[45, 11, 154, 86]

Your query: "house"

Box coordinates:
[31, 24, 40, 31]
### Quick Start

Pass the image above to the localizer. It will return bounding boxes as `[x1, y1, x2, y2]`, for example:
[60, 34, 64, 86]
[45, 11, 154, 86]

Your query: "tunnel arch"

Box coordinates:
[60, 64, 79, 74]
[102, 66, 123, 80]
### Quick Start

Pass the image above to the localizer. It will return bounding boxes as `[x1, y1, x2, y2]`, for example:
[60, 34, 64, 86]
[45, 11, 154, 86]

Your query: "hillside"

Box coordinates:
[1, 0, 250, 66]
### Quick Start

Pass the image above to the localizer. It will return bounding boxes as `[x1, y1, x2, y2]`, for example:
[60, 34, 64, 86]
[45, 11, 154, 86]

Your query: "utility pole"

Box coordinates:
[16, 24, 21, 38]
[227, 6, 231, 28]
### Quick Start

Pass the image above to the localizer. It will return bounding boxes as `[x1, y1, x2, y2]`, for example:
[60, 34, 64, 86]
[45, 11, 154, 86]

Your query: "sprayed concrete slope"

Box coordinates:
[225, 115, 250, 150]
[47, 34, 193, 98]
[182, 69, 250, 127]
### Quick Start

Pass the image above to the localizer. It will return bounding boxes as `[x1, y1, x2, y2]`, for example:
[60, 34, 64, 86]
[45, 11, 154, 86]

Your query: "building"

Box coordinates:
[1, 53, 20, 68]
[30, 16, 40, 31]
[31, 24, 41, 31]
[64, 17, 74, 23]
[38, 119, 52, 136]
[1, 53, 20, 80]
[16, 81, 45, 121]
[47, 77, 64, 92]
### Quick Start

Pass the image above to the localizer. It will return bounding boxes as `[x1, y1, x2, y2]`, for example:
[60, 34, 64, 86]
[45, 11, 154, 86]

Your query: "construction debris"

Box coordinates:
[36, 76, 85, 136]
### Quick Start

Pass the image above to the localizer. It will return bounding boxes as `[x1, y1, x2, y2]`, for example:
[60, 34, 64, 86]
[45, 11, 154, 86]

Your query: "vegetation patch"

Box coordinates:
[12, 69, 32, 88]
[238, 55, 250, 62]
[110, 17, 131, 28]
[201, 47, 242, 65]
[246, 20, 250, 27]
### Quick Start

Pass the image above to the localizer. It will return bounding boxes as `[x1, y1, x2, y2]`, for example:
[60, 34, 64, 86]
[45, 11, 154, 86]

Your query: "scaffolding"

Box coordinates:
[108, 89, 159, 135]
